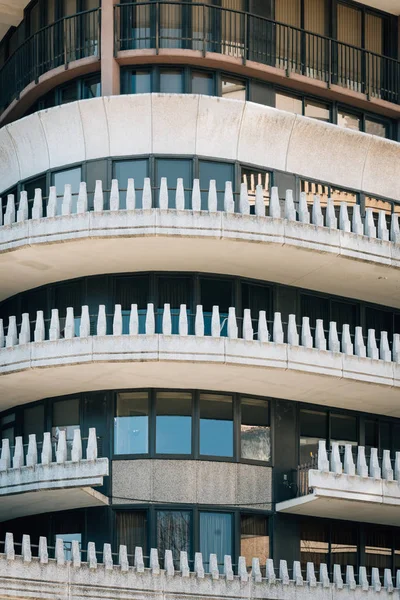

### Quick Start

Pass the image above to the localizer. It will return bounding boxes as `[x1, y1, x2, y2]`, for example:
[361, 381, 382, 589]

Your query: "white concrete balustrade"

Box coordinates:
[0, 428, 109, 521]
[0, 532, 399, 599]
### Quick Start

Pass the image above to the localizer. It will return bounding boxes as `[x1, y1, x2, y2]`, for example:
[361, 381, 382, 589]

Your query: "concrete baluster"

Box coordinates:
[339, 203, 351, 232]
[224, 555, 234, 581]
[113, 305, 123, 336]
[194, 552, 205, 578]
[306, 562, 317, 587]
[165, 550, 175, 577]
[17, 191, 28, 222]
[390, 213, 400, 243]
[343, 444, 355, 475]
[175, 178, 185, 211]
[129, 304, 139, 335]
[320, 564, 330, 587]
[364, 208, 376, 238]
[357, 446, 368, 477]
[395, 452, 400, 482]
[384, 569, 394, 592]
[4, 194, 16, 225]
[265, 558, 276, 584]
[49, 309, 60, 341]
[145, 304, 155, 335]
[110, 179, 120, 211]
[62, 184, 72, 216]
[134, 547, 145, 573]
[46, 187, 57, 217]
[12, 437, 24, 469]
[393, 334, 400, 363]
[315, 319, 327, 351]
[285, 189, 296, 221]
[34, 311, 45, 342]
[103, 544, 113, 571]
[378, 210, 389, 241]
[341, 324, 353, 355]
[26, 434, 38, 467]
[269, 186, 281, 219]
[330, 442, 342, 474]
[191, 179, 201, 211]
[88, 542, 97, 569]
[382, 450, 393, 481]
[118, 545, 129, 572]
[32, 189, 43, 220]
[371, 568, 382, 592]
[317, 440, 329, 472]
[258, 311, 269, 342]
[79, 306, 90, 338]
[72, 540, 81, 568]
[55, 538, 65, 565]
[369, 447, 381, 479]
[328, 322, 340, 353]
[380, 331, 391, 361]
[19, 313, 30, 345]
[255, 184, 266, 217]
[86, 428, 98, 461]
[22, 535, 32, 563]
[180, 551, 190, 578]
[238, 556, 248, 582]
[97, 305, 107, 336]
[41, 432, 52, 465]
[5, 533, 15, 560]
[312, 195, 323, 227]
[227, 307, 238, 339]
[64, 307, 75, 339]
[354, 327, 366, 357]
[142, 178, 152, 210]
[396, 570, 400, 590]
[293, 561, 303, 585]
[159, 178, 168, 210]
[71, 429, 82, 462]
[352, 204, 363, 235]
[195, 305, 204, 337]
[287, 314, 299, 346]
[367, 329, 379, 359]
[325, 198, 337, 229]
[1, 439, 12, 470]
[0, 319, 4, 348]
[39, 537, 49, 564]
[224, 181, 234, 213]
[126, 179, 136, 210]
[346, 565, 356, 590]
[301, 316, 313, 348]
[243, 309, 253, 341]
[93, 180, 104, 212]
[273, 312, 284, 344]
[209, 554, 219, 580]
[77, 182, 88, 214]
[162, 304, 172, 335]
[6, 316, 17, 347]
[279, 560, 290, 585]
[211, 306, 220, 337]
[252, 557, 262, 583]
[333, 565, 343, 589]
[240, 182, 250, 215]
[208, 180, 217, 212]
[298, 192, 310, 224]
[56, 430, 67, 463]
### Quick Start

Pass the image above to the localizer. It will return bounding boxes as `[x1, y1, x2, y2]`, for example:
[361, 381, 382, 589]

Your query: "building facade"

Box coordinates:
[0, 0, 400, 596]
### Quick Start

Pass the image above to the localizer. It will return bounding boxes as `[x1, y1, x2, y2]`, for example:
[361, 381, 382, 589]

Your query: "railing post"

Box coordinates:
[63, 17, 68, 69]
[243, 11, 247, 65]
[327, 38, 332, 88]
[155, 2, 160, 55]
[202, 4, 207, 57]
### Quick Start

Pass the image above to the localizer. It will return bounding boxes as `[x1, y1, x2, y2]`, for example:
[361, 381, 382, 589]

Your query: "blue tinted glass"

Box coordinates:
[114, 159, 149, 208]
[200, 512, 232, 572]
[53, 167, 82, 214]
[115, 392, 149, 454]
[156, 392, 192, 454]
[131, 71, 152, 93]
[200, 394, 233, 457]
[199, 161, 234, 210]
[160, 69, 184, 93]
[192, 71, 214, 95]
[156, 159, 192, 208]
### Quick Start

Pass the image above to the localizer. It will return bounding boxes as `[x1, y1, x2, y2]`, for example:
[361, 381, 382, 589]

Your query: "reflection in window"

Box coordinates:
[116, 511, 148, 559]
[241, 168, 271, 214]
[55, 534, 81, 561]
[276, 92, 302, 115]
[200, 512, 232, 571]
[156, 392, 192, 455]
[337, 110, 361, 132]
[300, 409, 326, 465]
[200, 394, 233, 457]
[53, 167, 82, 214]
[114, 392, 149, 455]
[52, 398, 80, 450]
[330, 413, 357, 447]
[60, 82, 79, 105]
[365, 119, 387, 139]
[160, 69, 184, 93]
[200, 277, 233, 336]
[199, 160, 234, 210]
[221, 77, 246, 100]
[130, 71, 152, 94]
[331, 525, 358, 569]
[240, 398, 270, 462]
[23, 404, 45, 442]
[157, 511, 191, 565]
[240, 514, 269, 568]
[300, 520, 329, 570]
[365, 526, 392, 576]
[156, 158, 192, 208]
[192, 71, 214, 95]
[304, 99, 330, 122]
[114, 159, 149, 208]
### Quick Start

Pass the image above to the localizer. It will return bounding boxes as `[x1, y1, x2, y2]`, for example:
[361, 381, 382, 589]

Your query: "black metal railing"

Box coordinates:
[0, 8, 101, 113]
[115, 2, 400, 105]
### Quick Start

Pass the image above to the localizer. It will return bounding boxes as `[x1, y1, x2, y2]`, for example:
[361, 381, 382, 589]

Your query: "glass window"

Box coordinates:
[160, 69, 184, 93]
[300, 294, 329, 329]
[240, 398, 270, 462]
[0, 413, 15, 446]
[365, 118, 387, 139]
[115, 392, 149, 455]
[331, 300, 357, 331]
[304, 100, 330, 122]
[113, 159, 149, 208]
[157, 510, 191, 565]
[115, 275, 149, 334]
[337, 110, 361, 132]
[200, 393, 233, 457]
[52, 398, 80, 443]
[55, 534, 81, 561]
[155, 158, 192, 209]
[83, 76, 101, 99]
[130, 70, 152, 94]
[156, 392, 192, 455]
[300, 520, 329, 570]
[199, 160, 234, 210]
[241, 283, 270, 321]
[59, 82, 79, 105]
[116, 511, 148, 560]
[23, 404, 45, 442]
[365, 525, 392, 575]
[200, 512, 232, 571]
[241, 167, 271, 214]
[53, 167, 82, 214]
[240, 514, 269, 568]
[365, 419, 378, 449]
[23, 175, 47, 217]
[200, 277, 233, 336]
[221, 77, 246, 100]
[192, 71, 214, 96]
[300, 409, 327, 465]
[330, 413, 357, 446]
[331, 524, 358, 568]
[276, 92, 302, 115]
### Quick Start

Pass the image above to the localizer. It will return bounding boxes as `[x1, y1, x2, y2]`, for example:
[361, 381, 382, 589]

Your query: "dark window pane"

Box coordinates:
[221, 77, 246, 100]
[331, 523, 358, 568]
[241, 398, 270, 462]
[60, 82, 79, 105]
[53, 167, 82, 214]
[116, 511, 147, 560]
[300, 519, 329, 571]
[199, 160, 234, 210]
[240, 514, 269, 567]
[330, 414, 357, 444]
[159, 69, 184, 93]
[380, 422, 391, 452]
[52, 398, 80, 442]
[200, 393, 233, 457]
[157, 511, 191, 565]
[157, 276, 191, 334]
[23, 404, 45, 442]
[393, 424, 400, 453]
[200, 278, 233, 336]
[200, 512, 232, 571]
[23, 175, 47, 218]
[83, 76, 101, 99]
[156, 392, 192, 455]
[192, 71, 214, 95]
[115, 275, 149, 333]
[365, 419, 378, 449]
[114, 159, 149, 208]
[115, 392, 149, 455]
[130, 70, 152, 94]
[331, 301, 357, 330]
[365, 307, 393, 340]
[155, 158, 192, 208]
[300, 409, 327, 464]
[241, 283, 270, 320]
[300, 294, 329, 329]
[365, 525, 392, 575]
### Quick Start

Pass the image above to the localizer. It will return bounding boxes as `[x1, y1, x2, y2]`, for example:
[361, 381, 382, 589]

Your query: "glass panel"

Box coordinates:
[157, 276, 192, 333]
[365, 525, 392, 575]
[241, 283, 270, 324]
[116, 511, 147, 559]
[200, 393, 233, 457]
[331, 524, 358, 568]
[155, 159, 192, 209]
[159, 69, 184, 93]
[157, 511, 191, 565]
[300, 409, 327, 465]
[221, 77, 246, 100]
[129, 70, 152, 94]
[53, 167, 82, 214]
[192, 71, 214, 95]
[23, 175, 47, 217]
[199, 161, 234, 211]
[60, 82, 79, 105]
[240, 514, 269, 569]
[241, 398, 270, 462]
[365, 119, 387, 139]
[64, 0, 77, 17]
[113, 159, 149, 208]
[275, 0, 301, 70]
[83, 76, 101, 99]
[304, 100, 330, 122]
[115, 276, 149, 334]
[330, 414, 357, 445]
[300, 294, 329, 329]
[301, 179, 329, 208]
[200, 512, 232, 571]
[365, 420, 378, 449]
[337, 110, 361, 132]
[300, 520, 329, 570]
[241, 168, 271, 214]
[276, 92, 302, 115]
[1, 427, 14, 446]
[200, 277, 233, 336]
[160, 0, 182, 49]
[331, 300, 357, 331]
[23, 404, 45, 441]
[115, 391, 149, 455]
[55, 534, 81, 561]
[156, 392, 192, 455]
[52, 398, 80, 442]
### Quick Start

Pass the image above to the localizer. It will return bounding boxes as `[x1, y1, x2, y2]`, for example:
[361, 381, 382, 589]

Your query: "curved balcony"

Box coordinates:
[0, 9, 101, 116]
[115, 2, 400, 108]
[0, 177, 399, 307]
[277, 440, 400, 527]
[0, 303, 399, 415]
[0, 427, 108, 521]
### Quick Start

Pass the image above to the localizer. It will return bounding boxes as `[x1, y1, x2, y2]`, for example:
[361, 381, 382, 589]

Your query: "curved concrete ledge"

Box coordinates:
[0, 180, 399, 306]
[0, 304, 399, 416]
[1, 95, 400, 201]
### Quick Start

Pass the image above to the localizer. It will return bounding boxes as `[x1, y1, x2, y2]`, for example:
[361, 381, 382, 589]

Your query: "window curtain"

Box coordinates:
[300, 295, 329, 329]
[336, 3, 362, 89]
[365, 13, 383, 97]
[200, 512, 232, 571]
[365, 525, 393, 572]
[304, 0, 327, 77]
[275, 0, 301, 70]
[115, 276, 149, 334]
[331, 524, 358, 568]
[331, 301, 357, 331]
[220, 0, 245, 58]
[160, 0, 183, 49]
[157, 511, 190, 564]
[300, 519, 329, 570]
[117, 511, 147, 562]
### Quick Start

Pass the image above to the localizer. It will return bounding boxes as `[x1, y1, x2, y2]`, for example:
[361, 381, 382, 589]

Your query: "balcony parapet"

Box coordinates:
[0, 178, 399, 306]
[0, 532, 398, 599]
[0, 304, 399, 414]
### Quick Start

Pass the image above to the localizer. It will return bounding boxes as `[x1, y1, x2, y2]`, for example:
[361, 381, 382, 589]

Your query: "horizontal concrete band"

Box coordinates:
[1, 95, 400, 201]
[0, 532, 397, 598]
[1, 191, 400, 306]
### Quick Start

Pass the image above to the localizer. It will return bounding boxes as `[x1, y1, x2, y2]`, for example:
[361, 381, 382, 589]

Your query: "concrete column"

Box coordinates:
[101, 0, 120, 97]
